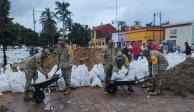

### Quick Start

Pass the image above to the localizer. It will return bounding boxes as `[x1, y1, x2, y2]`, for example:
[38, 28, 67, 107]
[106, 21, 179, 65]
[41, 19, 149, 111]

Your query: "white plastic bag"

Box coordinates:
[111, 72, 120, 81]
[91, 75, 102, 87]
[0, 92, 3, 95]
[79, 65, 90, 86]
[35, 70, 47, 84]
[0, 73, 11, 92]
[8, 72, 25, 92]
[71, 65, 81, 88]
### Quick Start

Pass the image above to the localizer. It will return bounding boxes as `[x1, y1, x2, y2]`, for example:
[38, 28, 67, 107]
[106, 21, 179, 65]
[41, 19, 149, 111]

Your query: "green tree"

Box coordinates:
[118, 20, 127, 31]
[68, 23, 91, 46]
[40, 8, 57, 48]
[134, 21, 141, 25]
[55, 1, 72, 36]
[0, 0, 12, 66]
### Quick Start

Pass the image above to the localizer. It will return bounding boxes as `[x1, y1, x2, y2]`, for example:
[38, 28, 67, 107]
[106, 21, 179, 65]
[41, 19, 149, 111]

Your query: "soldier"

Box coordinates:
[101, 39, 116, 90]
[143, 49, 169, 95]
[57, 36, 73, 95]
[22, 50, 48, 100]
[115, 49, 129, 70]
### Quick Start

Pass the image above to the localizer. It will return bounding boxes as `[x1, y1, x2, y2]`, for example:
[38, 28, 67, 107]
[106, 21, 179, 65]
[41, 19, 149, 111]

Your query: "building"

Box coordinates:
[112, 26, 164, 48]
[89, 24, 116, 47]
[164, 21, 194, 50]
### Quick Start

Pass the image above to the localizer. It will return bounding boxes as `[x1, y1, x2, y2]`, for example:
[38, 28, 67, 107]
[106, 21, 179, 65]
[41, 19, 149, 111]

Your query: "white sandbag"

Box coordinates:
[117, 66, 128, 80]
[0, 81, 11, 92]
[57, 75, 66, 91]
[8, 72, 25, 92]
[91, 75, 102, 87]
[71, 65, 81, 88]
[0, 92, 3, 95]
[0, 72, 11, 92]
[79, 65, 90, 86]
[89, 70, 95, 83]
[111, 72, 120, 81]
[11, 82, 25, 92]
[4, 64, 12, 73]
[17, 69, 26, 88]
[48, 65, 58, 79]
[35, 71, 47, 84]
[96, 64, 105, 81]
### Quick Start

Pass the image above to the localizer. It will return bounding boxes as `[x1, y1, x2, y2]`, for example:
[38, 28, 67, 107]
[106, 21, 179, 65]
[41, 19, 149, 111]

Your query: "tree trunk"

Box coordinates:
[3, 44, 7, 67]
[52, 34, 54, 49]
[63, 20, 65, 37]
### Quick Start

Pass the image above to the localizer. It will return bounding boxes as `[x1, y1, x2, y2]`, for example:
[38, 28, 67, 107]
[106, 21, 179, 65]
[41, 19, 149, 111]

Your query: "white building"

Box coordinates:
[165, 21, 194, 50]
[165, 21, 194, 51]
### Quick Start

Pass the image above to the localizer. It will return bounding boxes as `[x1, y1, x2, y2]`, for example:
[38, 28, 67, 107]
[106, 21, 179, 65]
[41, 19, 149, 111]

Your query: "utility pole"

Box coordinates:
[33, 9, 36, 47]
[153, 13, 156, 41]
[159, 12, 162, 41]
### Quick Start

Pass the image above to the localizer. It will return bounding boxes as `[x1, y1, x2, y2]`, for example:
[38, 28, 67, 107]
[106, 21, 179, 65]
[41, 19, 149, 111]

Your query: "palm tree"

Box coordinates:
[0, 0, 11, 66]
[134, 21, 141, 25]
[40, 8, 57, 48]
[55, 1, 72, 36]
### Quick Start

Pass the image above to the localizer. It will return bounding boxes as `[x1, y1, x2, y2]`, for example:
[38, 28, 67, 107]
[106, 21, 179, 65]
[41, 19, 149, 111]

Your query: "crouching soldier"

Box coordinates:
[143, 48, 169, 95]
[21, 50, 48, 100]
[101, 39, 116, 90]
[57, 36, 73, 95]
[114, 50, 134, 92]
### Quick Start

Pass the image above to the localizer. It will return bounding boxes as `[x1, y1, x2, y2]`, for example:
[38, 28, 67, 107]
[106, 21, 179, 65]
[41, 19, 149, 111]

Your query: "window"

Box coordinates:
[170, 36, 177, 38]
[170, 29, 177, 34]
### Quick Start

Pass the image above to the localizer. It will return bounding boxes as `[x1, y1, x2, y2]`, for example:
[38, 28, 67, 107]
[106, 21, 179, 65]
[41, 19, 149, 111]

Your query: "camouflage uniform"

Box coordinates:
[57, 45, 72, 93]
[22, 55, 45, 99]
[115, 52, 126, 70]
[150, 51, 169, 93]
[101, 40, 116, 88]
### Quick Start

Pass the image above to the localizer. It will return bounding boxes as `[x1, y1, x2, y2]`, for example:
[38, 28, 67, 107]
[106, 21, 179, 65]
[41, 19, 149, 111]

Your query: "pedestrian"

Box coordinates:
[101, 39, 116, 90]
[131, 42, 141, 61]
[143, 49, 169, 95]
[184, 42, 192, 58]
[21, 50, 48, 100]
[162, 42, 168, 54]
[57, 36, 73, 95]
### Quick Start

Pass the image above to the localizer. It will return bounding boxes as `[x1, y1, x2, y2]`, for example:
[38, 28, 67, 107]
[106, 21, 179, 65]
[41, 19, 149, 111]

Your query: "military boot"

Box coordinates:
[64, 86, 71, 95]
[24, 92, 32, 100]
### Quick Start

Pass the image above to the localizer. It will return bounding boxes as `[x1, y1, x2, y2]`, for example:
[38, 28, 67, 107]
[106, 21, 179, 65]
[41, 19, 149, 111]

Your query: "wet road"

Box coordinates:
[1, 87, 194, 112]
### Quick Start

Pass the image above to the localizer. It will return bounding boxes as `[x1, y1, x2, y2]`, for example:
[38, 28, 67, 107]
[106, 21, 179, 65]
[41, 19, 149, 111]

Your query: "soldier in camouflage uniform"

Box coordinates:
[101, 39, 116, 89]
[143, 49, 169, 95]
[22, 51, 48, 100]
[57, 36, 72, 95]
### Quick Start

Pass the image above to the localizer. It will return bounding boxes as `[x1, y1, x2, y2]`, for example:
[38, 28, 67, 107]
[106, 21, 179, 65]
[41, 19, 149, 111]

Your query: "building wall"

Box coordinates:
[125, 31, 146, 42]
[165, 25, 192, 50]
[146, 31, 164, 41]
[112, 33, 119, 48]
[125, 30, 163, 42]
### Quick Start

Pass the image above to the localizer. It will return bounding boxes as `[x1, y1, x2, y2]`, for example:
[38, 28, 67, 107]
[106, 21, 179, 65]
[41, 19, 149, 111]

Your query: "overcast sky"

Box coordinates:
[9, 0, 194, 32]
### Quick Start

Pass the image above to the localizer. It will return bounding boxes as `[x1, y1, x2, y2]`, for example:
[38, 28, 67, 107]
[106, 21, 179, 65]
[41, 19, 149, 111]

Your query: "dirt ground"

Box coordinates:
[162, 58, 194, 97]
[73, 47, 102, 70]
[0, 87, 194, 112]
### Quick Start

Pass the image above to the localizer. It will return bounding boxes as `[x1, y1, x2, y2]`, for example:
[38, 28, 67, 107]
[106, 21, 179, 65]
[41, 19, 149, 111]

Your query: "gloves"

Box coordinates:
[113, 66, 118, 72]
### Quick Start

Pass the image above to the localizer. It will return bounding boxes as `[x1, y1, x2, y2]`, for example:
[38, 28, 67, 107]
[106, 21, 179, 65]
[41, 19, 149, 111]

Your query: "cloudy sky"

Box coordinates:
[9, 0, 194, 32]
